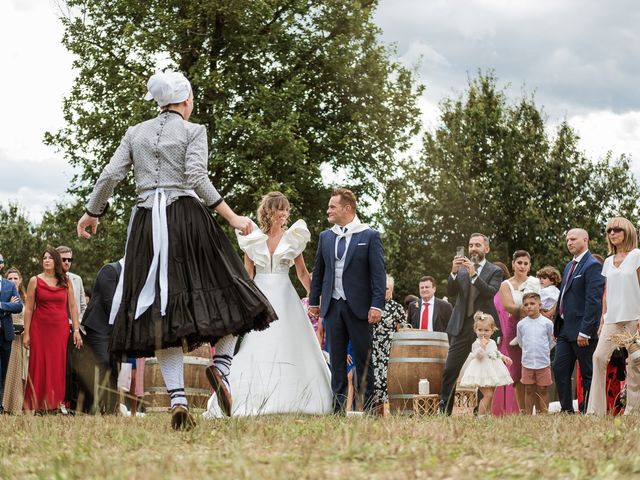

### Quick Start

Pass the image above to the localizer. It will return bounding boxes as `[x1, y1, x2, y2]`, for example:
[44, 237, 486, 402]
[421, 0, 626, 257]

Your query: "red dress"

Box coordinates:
[24, 277, 69, 411]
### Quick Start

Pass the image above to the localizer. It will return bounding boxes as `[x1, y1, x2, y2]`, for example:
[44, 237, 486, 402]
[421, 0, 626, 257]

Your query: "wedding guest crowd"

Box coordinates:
[3, 214, 640, 419]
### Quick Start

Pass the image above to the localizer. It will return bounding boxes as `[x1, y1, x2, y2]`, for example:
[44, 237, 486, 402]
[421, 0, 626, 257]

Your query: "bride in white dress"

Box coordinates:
[205, 192, 333, 416]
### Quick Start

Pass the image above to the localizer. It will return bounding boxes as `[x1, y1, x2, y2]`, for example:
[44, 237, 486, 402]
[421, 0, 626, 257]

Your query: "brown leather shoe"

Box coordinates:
[171, 405, 196, 431]
[206, 366, 232, 417]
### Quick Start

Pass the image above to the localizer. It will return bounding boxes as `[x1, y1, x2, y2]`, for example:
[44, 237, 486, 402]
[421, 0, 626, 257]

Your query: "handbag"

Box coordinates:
[13, 324, 24, 335]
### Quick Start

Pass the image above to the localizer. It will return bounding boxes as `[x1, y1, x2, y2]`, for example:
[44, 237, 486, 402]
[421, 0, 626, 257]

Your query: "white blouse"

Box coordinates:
[602, 248, 640, 323]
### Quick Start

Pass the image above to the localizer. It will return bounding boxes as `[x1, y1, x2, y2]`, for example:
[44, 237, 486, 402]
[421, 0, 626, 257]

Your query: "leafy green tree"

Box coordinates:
[0, 204, 42, 282]
[382, 73, 640, 300]
[46, 0, 423, 248]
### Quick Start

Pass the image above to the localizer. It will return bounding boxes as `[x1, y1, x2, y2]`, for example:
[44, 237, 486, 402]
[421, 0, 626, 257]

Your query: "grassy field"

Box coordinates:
[0, 412, 638, 479]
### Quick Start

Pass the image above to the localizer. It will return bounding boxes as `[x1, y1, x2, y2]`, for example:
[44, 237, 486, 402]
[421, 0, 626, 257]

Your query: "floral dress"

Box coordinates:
[372, 298, 405, 404]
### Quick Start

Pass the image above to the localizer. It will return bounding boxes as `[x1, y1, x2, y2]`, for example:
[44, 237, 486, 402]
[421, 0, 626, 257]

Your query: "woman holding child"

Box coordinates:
[498, 250, 539, 412]
[587, 217, 640, 415]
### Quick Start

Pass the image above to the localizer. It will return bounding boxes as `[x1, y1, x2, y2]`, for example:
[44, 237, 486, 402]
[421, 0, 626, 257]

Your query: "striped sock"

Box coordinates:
[167, 388, 187, 408]
[213, 335, 236, 387]
[155, 347, 187, 408]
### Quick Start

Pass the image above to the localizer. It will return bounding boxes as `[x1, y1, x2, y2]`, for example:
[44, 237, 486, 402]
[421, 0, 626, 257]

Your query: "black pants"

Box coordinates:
[553, 335, 597, 413]
[82, 327, 119, 414]
[440, 318, 476, 415]
[65, 332, 78, 410]
[0, 338, 12, 400]
[324, 299, 375, 413]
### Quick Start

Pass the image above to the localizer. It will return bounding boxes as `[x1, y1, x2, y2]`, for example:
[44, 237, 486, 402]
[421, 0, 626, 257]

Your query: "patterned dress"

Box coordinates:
[372, 299, 404, 404]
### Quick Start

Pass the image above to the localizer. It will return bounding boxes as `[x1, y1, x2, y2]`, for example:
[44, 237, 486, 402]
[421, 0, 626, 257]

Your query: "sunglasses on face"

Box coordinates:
[606, 227, 624, 234]
[61, 258, 73, 263]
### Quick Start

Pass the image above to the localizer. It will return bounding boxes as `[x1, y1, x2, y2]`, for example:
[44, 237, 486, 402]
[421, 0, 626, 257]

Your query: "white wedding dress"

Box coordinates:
[205, 219, 333, 416]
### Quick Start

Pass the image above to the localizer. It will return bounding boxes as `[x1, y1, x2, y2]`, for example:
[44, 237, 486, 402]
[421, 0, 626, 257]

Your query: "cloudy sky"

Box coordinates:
[2, 0, 639, 221]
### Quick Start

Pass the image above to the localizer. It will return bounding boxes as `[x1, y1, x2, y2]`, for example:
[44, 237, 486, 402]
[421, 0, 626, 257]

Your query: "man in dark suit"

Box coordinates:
[309, 188, 386, 413]
[439, 233, 503, 414]
[553, 228, 604, 413]
[407, 276, 452, 332]
[78, 260, 122, 414]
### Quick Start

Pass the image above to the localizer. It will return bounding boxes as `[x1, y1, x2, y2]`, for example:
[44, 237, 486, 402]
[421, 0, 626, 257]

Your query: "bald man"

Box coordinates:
[553, 228, 604, 413]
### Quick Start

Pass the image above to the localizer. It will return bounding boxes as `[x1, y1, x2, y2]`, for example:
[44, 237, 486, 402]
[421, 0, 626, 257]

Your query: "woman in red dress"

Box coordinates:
[23, 247, 82, 413]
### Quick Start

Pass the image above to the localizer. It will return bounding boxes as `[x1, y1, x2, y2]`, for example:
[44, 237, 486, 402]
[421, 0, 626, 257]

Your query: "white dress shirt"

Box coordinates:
[419, 298, 435, 331]
[516, 315, 555, 369]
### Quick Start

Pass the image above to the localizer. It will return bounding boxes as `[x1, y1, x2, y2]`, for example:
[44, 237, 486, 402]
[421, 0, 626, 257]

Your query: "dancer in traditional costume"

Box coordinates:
[77, 71, 278, 429]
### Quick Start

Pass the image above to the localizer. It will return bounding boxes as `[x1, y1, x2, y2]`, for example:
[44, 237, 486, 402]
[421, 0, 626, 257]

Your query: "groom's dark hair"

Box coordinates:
[332, 188, 357, 212]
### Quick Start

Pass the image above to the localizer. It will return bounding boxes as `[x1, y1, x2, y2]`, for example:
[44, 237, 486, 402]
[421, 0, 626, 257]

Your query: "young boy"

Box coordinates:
[535, 266, 562, 319]
[516, 291, 555, 414]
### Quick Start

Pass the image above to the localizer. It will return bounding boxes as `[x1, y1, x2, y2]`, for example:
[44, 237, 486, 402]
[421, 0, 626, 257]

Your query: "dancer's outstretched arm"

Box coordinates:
[78, 199, 253, 239]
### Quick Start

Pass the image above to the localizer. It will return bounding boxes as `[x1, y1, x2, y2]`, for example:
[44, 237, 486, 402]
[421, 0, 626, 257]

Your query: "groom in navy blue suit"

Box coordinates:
[309, 188, 386, 413]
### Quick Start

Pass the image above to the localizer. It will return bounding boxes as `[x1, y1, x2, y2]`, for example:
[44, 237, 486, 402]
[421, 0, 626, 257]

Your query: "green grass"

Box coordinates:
[0, 413, 638, 479]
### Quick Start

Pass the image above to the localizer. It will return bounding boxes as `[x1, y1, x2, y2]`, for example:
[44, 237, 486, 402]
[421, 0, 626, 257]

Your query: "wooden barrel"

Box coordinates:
[143, 345, 213, 411]
[387, 330, 449, 415]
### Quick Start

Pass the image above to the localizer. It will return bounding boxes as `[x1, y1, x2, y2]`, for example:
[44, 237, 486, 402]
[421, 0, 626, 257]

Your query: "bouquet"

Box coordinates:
[609, 331, 640, 369]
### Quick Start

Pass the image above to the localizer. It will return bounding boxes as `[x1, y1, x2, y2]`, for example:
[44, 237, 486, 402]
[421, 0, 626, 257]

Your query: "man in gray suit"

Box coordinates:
[439, 233, 503, 414]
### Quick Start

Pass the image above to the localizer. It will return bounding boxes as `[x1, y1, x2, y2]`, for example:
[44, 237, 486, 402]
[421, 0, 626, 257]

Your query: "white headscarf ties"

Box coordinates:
[144, 71, 191, 107]
[330, 216, 370, 238]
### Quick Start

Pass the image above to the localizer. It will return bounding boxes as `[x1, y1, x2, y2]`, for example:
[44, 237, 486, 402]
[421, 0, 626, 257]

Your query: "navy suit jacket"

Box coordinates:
[553, 251, 604, 340]
[310, 227, 386, 319]
[0, 277, 23, 342]
[446, 262, 503, 338]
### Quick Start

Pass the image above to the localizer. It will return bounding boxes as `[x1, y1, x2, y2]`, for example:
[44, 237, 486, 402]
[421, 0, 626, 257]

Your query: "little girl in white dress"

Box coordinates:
[460, 311, 514, 415]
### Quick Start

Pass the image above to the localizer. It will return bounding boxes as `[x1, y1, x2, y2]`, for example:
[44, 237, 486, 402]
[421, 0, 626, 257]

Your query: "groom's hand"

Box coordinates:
[368, 308, 381, 325]
[308, 306, 320, 318]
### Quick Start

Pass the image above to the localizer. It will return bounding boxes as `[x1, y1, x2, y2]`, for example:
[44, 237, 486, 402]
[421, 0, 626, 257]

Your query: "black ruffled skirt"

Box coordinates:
[109, 196, 277, 358]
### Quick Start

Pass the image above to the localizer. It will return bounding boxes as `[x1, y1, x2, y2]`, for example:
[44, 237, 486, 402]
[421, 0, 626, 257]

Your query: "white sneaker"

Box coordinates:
[119, 403, 131, 417]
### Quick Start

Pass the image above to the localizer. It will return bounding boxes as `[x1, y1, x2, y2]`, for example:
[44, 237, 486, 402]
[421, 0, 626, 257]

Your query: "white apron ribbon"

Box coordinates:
[109, 188, 197, 325]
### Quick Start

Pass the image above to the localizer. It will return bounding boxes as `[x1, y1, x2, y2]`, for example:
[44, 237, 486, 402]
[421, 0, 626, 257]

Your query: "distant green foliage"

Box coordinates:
[0, 201, 127, 287]
[381, 72, 640, 299]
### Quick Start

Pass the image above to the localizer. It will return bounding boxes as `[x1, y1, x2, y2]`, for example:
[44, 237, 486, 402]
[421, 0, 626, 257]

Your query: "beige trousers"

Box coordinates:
[587, 321, 640, 415]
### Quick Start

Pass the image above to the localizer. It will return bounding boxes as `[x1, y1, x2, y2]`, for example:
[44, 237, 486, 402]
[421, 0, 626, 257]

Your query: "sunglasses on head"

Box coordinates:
[606, 227, 624, 234]
[62, 258, 73, 263]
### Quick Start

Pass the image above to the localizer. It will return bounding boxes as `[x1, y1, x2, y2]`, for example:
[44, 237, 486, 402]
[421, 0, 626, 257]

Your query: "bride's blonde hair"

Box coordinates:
[257, 191, 290, 233]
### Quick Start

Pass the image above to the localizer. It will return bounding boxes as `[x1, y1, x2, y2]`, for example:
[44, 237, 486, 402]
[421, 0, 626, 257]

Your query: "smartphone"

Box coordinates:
[456, 246, 465, 258]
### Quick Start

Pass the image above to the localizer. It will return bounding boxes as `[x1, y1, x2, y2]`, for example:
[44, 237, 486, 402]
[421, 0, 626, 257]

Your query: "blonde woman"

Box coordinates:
[206, 191, 332, 416]
[587, 217, 640, 414]
[2, 267, 28, 414]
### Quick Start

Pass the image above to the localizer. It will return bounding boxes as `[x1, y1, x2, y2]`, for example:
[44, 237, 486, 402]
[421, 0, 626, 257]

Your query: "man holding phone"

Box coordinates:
[439, 233, 503, 414]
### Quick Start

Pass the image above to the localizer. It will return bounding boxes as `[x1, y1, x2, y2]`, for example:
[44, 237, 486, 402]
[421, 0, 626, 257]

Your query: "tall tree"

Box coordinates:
[46, 0, 423, 243]
[381, 73, 640, 299]
[0, 204, 42, 281]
